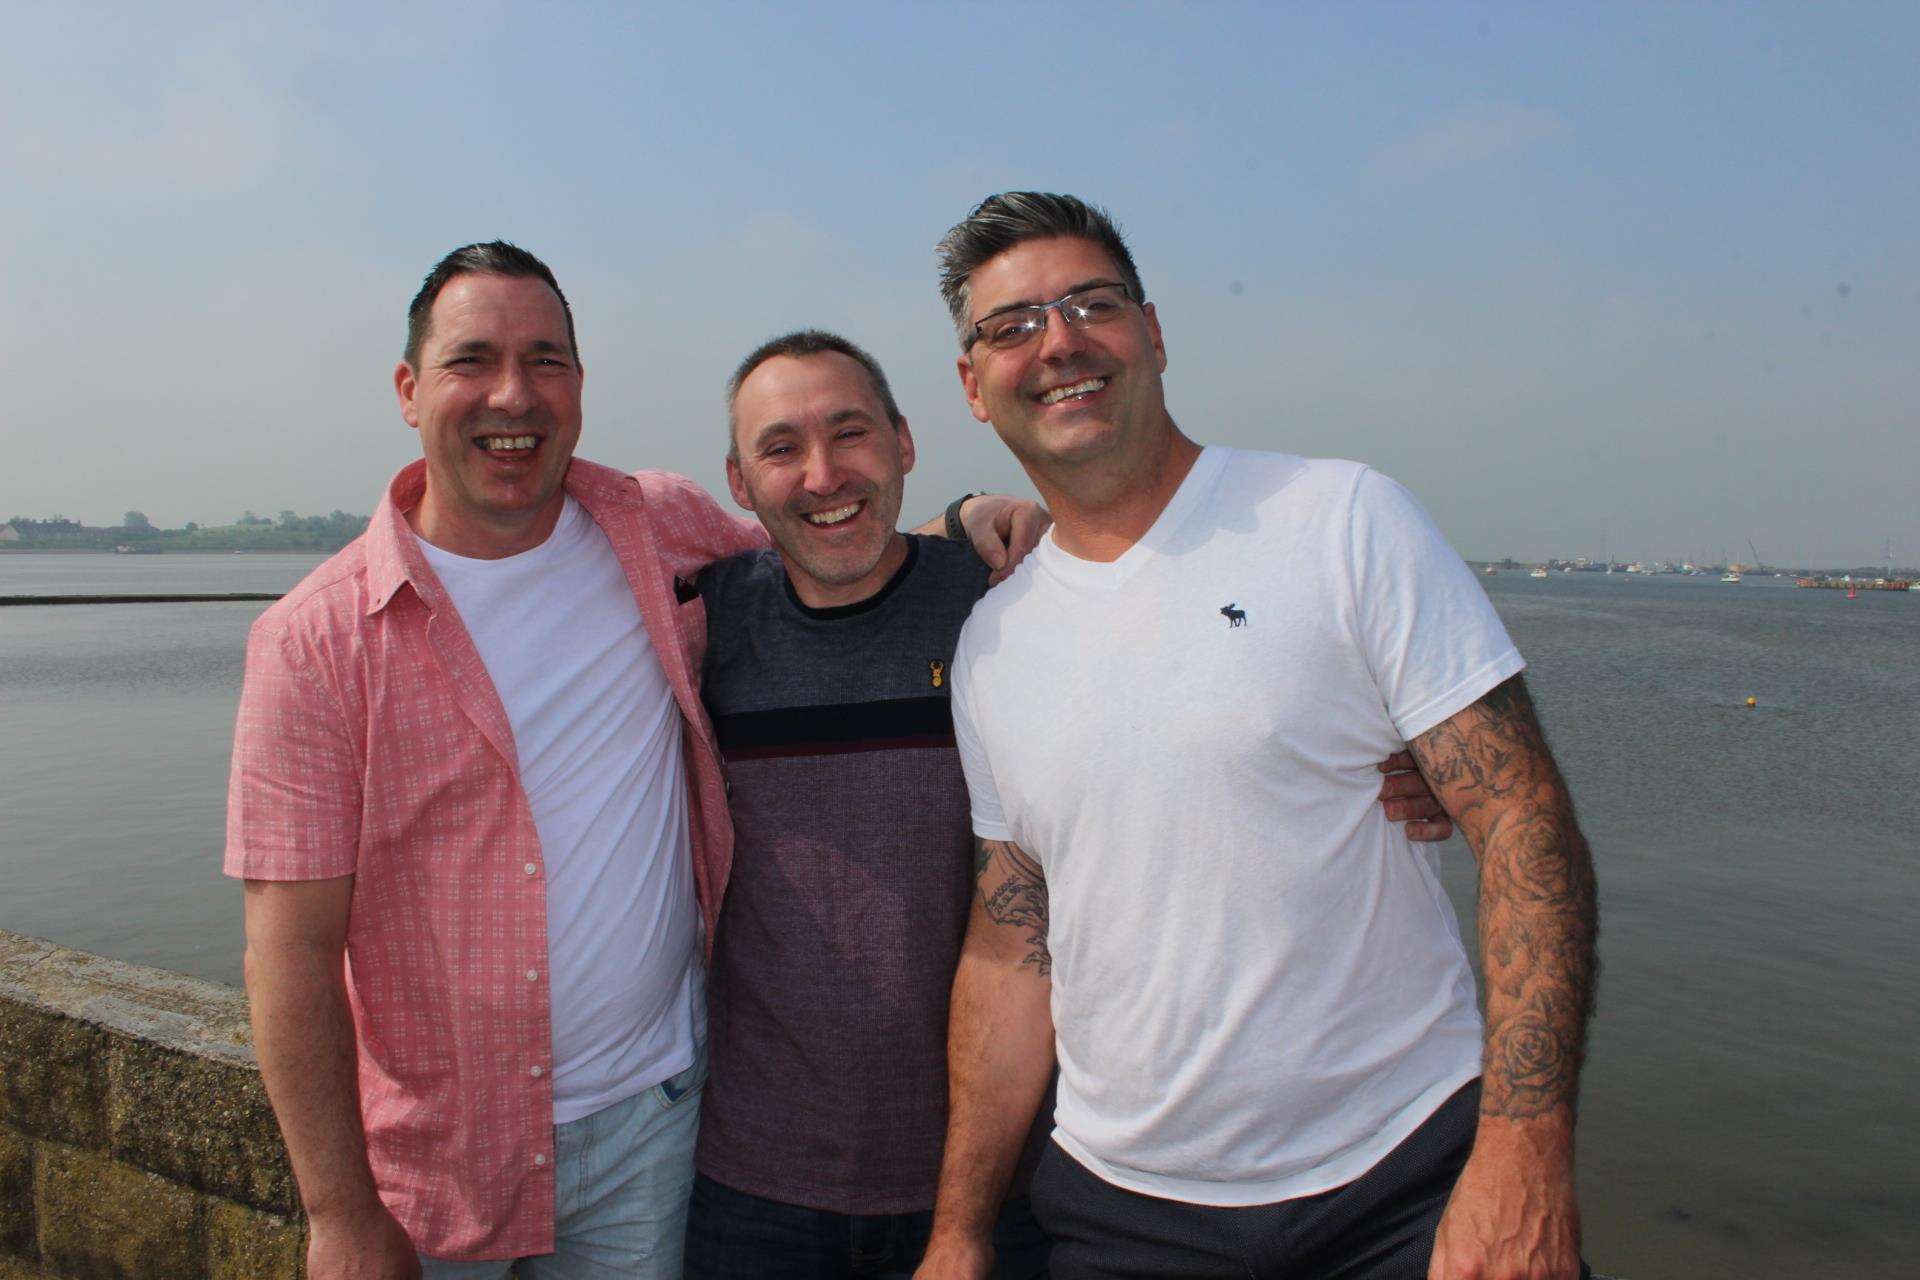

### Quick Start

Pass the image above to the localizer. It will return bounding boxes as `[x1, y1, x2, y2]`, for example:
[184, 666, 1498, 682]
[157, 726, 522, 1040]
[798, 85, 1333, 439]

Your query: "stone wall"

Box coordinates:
[0, 930, 304, 1279]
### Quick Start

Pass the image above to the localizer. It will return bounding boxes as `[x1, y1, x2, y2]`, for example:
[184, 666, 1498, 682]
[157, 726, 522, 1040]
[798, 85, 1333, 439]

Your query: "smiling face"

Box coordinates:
[394, 272, 583, 557]
[726, 351, 916, 608]
[957, 235, 1169, 480]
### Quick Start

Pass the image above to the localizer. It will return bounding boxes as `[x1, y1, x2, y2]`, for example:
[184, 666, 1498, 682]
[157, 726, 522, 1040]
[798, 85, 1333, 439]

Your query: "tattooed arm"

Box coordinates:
[1407, 673, 1598, 1280]
[913, 838, 1056, 1280]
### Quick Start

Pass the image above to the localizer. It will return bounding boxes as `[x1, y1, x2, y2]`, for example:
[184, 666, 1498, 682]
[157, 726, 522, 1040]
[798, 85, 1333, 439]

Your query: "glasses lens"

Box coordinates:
[980, 310, 1045, 349]
[1065, 286, 1129, 325]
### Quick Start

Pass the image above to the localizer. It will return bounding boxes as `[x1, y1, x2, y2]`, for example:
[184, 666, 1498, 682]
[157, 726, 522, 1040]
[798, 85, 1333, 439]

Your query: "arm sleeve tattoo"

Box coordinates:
[974, 837, 1051, 979]
[1409, 674, 1599, 1121]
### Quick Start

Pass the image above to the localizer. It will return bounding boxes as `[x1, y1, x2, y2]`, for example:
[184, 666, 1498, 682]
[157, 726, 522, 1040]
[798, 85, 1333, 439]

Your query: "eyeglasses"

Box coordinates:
[969, 283, 1138, 351]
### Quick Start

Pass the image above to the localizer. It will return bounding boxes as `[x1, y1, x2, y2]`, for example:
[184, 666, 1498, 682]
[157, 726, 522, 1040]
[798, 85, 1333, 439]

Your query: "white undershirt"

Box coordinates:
[418, 496, 701, 1123]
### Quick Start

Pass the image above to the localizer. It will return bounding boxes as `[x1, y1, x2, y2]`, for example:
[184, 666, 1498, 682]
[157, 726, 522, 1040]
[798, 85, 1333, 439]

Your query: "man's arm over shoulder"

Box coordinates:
[1408, 673, 1597, 1280]
[628, 469, 768, 577]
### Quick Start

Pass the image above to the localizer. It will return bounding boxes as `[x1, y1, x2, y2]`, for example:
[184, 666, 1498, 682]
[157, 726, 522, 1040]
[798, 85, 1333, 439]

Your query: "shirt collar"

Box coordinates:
[362, 457, 646, 616]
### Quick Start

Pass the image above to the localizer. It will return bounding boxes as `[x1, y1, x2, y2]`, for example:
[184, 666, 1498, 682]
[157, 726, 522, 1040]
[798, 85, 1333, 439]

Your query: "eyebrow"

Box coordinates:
[975, 278, 1124, 323]
[440, 338, 571, 358]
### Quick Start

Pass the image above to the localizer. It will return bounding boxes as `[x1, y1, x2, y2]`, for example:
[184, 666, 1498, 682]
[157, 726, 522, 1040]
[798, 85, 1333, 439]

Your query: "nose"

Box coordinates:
[487, 362, 535, 417]
[800, 443, 844, 495]
[1035, 305, 1088, 361]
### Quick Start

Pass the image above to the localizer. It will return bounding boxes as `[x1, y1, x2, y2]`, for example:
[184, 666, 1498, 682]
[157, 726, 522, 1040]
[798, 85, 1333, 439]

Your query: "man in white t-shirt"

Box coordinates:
[915, 195, 1599, 1280]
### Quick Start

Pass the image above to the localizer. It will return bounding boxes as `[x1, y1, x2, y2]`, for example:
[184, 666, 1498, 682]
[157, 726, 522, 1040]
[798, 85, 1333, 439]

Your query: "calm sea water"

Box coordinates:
[2, 552, 1915, 1277]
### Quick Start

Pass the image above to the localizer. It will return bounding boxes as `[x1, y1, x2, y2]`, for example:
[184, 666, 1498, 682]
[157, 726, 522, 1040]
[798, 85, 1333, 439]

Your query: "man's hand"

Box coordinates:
[913, 1234, 995, 1280]
[1427, 1122, 1582, 1280]
[1378, 750, 1453, 842]
[958, 494, 1051, 585]
[307, 1198, 421, 1280]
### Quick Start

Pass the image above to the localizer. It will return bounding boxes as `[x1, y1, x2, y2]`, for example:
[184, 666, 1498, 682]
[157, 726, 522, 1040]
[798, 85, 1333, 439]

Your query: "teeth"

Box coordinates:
[1041, 378, 1107, 405]
[481, 435, 537, 451]
[804, 503, 861, 526]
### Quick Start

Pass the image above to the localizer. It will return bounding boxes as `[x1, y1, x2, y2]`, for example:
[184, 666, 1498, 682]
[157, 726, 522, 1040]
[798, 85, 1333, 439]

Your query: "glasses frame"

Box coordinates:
[968, 282, 1139, 351]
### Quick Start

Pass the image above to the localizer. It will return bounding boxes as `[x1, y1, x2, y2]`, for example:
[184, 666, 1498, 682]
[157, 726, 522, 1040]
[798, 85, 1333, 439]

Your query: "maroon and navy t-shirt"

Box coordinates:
[695, 535, 1045, 1213]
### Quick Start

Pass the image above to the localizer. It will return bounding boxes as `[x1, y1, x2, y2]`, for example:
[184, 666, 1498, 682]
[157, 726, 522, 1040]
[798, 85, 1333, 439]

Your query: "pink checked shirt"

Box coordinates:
[225, 457, 764, 1259]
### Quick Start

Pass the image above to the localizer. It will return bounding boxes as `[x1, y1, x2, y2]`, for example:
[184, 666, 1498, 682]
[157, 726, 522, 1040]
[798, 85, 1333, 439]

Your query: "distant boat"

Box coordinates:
[1530, 566, 1549, 579]
[1721, 572, 1742, 584]
[1481, 565, 1498, 576]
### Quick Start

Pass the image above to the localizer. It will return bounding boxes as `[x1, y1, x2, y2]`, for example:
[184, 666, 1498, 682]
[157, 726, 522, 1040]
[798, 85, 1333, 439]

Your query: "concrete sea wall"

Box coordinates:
[0, 930, 304, 1279]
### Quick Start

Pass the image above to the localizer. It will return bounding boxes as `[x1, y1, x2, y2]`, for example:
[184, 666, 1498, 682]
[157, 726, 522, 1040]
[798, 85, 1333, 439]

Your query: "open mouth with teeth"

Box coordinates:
[1038, 376, 1109, 406]
[801, 500, 864, 528]
[476, 434, 541, 458]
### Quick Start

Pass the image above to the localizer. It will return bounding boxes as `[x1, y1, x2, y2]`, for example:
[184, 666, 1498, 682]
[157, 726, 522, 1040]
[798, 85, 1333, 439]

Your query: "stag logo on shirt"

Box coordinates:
[1220, 603, 1248, 628]
[929, 659, 946, 688]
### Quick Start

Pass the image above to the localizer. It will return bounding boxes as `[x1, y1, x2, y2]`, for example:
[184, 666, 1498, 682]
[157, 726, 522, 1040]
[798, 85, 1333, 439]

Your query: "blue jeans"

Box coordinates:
[420, 1051, 706, 1280]
[684, 1174, 1052, 1279]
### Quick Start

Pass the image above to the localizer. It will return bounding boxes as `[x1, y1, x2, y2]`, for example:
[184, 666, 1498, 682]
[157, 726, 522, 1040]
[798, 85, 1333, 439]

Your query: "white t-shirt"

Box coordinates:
[951, 447, 1524, 1205]
[418, 496, 702, 1123]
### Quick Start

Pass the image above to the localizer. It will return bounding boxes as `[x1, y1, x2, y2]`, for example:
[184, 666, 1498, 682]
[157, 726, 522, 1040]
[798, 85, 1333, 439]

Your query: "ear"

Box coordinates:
[1142, 301, 1167, 373]
[957, 353, 991, 424]
[894, 416, 917, 477]
[395, 362, 420, 428]
[724, 454, 755, 513]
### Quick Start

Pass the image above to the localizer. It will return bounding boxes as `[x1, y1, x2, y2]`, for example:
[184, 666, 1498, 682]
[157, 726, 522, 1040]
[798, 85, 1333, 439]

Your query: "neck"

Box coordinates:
[785, 531, 910, 609]
[1028, 421, 1203, 563]
[408, 488, 567, 560]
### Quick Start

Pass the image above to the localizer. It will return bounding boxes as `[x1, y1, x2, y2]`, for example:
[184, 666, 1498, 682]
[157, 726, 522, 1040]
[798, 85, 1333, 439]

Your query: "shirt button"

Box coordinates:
[523, 862, 537, 876]
[530, 1065, 543, 1078]
[525, 969, 538, 982]
[533, 1153, 546, 1167]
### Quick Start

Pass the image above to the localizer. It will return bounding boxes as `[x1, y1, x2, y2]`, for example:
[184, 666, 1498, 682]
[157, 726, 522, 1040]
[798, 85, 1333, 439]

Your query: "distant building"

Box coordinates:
[0, 524, 20, 543]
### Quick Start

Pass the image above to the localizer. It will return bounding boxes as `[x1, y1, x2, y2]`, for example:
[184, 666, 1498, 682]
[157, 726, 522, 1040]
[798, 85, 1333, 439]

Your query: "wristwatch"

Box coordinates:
[945, 492, 981, 542]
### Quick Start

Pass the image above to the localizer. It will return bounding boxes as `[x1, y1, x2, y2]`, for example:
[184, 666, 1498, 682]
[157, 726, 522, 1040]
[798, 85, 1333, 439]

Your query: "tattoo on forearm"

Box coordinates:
[975, 838, 1051, 978]
[1409, 674, 1599, 1121]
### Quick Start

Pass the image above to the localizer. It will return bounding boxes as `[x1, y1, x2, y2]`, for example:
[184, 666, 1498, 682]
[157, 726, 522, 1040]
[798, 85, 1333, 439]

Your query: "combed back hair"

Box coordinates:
[404, 241, 579, 369]
[724, 329, 904, 458]
[935, 192, 1146, 348]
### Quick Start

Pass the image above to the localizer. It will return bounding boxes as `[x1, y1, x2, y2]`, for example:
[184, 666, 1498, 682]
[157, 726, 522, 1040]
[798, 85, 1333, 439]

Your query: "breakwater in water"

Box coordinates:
[0, 929, 303, 1279]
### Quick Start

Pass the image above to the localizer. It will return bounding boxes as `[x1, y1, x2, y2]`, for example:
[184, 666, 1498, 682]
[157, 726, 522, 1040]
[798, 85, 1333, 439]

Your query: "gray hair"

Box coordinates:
[935, 192, 1147, 349]
[724, 329, 904, 458]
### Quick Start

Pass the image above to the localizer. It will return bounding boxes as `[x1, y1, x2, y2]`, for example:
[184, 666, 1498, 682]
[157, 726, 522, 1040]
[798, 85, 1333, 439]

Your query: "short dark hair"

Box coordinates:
[403, 240, 578, 369]
[935, 192, 1146, 349]
[724, 329, 904, 458]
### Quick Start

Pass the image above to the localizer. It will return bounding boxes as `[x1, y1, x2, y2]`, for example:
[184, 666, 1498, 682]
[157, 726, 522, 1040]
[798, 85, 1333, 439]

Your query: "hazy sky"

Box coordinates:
[3, 1, 1914, 566]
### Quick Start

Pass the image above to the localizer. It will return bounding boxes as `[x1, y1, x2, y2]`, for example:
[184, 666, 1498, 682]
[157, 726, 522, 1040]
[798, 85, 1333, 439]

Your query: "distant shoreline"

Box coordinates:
[0, 547, 330, 555]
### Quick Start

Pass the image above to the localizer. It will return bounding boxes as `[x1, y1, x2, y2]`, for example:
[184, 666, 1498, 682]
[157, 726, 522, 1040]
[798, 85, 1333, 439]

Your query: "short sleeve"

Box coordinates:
[223, 623, 363, 881]
[1346, 469, 1526, 742]
[950, 629, 1012, 842]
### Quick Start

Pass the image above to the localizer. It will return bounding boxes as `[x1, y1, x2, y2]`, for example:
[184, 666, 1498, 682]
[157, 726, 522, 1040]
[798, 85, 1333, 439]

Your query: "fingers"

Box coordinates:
[1377, 769, 1434, 801]
[1383, 794, 1445, 822]
[1403, 817, 1455, 844]
[957, 495, 1011, 570]
[1378, 750, 1418, 773]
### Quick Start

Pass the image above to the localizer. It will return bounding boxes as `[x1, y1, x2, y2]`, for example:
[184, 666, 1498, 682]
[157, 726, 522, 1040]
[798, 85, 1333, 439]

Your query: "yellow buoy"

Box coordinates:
[1746, 696, 1757, 708]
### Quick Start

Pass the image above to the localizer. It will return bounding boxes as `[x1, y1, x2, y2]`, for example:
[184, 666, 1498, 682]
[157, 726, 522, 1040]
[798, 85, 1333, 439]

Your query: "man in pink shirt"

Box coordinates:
[226, 243, 1030, 1279]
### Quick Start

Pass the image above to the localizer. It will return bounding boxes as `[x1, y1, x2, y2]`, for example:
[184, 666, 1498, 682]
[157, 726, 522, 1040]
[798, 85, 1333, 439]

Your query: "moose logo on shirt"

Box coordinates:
[929, 659, 946, 688]
[1220, 603, 1248, 628]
